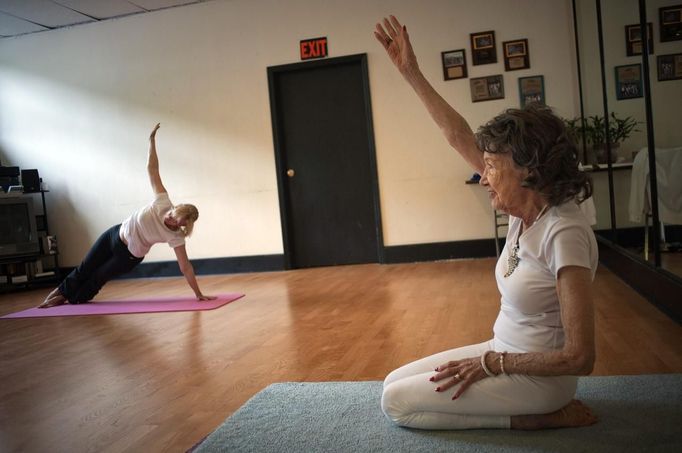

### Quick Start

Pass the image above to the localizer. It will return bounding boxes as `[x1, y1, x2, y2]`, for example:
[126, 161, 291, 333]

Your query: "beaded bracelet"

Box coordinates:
[480, 350, 496, 377]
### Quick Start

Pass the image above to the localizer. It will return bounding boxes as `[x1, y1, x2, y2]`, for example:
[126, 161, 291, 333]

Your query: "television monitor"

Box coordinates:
[0, 196, 40, 258]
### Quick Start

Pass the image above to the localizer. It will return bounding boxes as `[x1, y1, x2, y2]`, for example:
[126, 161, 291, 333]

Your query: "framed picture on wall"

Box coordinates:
[470, 75, 504, 102]
[470, 31, 497, 65]
[441, 49, 468, 80]
[625, 23, 654, 56]
[503, 39, 530, 71]
[518, 75, 545, 107]
[614, 64, 643, 100]
[657, 53, 682, 81]
[659, 5, 682, 42]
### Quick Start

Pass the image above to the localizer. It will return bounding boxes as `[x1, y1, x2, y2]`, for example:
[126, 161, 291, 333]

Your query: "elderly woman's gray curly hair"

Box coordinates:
[475, 103, 592, 206]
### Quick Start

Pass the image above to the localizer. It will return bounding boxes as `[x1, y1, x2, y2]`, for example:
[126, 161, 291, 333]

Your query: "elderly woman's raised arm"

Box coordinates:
[374, 15, 484, 173]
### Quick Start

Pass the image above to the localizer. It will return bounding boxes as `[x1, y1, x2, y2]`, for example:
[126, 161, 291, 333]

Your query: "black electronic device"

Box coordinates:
[0, 166, 20, 192]
[0, 177, 19, 192]
[21, 169, 40, 192]
[0, 196, 40, 258]
[0, 166, 19, 177]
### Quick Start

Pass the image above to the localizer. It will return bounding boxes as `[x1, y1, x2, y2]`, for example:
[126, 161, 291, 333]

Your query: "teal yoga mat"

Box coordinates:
[192, 374, 682, 453]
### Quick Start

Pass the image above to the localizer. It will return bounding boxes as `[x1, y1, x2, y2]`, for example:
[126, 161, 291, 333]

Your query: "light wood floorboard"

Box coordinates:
[0, 259, 680, 452]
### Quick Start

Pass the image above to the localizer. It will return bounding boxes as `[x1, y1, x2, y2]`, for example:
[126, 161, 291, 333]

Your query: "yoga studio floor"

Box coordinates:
[1, 259, 681, 453]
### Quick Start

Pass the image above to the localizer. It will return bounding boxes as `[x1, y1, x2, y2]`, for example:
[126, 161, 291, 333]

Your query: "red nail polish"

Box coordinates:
[429, 377, 434, 381]
[435, 387, 441, 392]
[452, 395, 458, 400]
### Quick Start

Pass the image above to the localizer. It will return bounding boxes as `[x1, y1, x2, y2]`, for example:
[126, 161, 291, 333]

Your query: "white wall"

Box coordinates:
[0, 0, 580, 266]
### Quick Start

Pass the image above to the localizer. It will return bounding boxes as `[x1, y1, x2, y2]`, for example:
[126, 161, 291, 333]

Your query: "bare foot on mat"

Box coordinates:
[511, 399, 598, 430]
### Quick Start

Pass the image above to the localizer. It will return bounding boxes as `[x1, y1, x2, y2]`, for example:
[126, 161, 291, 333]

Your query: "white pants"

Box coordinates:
[381, 339, 577, 430]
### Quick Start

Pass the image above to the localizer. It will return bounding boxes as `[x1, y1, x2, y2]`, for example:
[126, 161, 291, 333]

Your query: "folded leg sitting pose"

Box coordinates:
[39, 123, 215, 308]
[375, 16, 598, 430]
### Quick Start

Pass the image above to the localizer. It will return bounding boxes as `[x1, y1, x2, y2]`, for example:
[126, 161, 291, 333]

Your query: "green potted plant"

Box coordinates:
[565, 113, 640, 164]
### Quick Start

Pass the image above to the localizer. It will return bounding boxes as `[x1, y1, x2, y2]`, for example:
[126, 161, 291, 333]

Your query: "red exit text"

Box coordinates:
[300, 37, 328, 60]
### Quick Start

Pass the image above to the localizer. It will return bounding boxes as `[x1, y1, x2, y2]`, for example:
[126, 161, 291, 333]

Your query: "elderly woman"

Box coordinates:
[375, 16, 598, 430]
[39, 123, 214, 308]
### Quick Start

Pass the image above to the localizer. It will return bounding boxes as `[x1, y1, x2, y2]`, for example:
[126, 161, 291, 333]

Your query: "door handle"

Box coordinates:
[287, 169, 295, 177]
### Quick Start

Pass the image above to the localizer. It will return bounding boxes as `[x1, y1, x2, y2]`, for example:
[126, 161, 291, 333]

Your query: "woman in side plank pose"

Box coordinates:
[39, 123, 214, 308]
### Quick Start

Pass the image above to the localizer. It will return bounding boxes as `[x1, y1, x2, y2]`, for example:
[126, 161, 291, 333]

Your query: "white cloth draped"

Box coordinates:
[629, 147, 682, 224]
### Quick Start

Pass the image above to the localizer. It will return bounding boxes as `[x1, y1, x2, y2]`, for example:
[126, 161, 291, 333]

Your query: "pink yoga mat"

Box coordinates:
[0, 293, 244, 319]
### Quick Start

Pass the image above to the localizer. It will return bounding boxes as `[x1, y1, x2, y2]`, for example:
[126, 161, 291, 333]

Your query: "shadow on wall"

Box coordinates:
[46, 190, 92, 265]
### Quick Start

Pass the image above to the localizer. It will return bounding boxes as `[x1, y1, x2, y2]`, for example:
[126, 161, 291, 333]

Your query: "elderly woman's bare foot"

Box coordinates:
[511, 400, 597, 430]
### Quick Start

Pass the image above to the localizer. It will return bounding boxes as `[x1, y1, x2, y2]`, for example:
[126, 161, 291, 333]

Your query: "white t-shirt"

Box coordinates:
[493, 202, 598, 353]
[120, 192, 185, 258]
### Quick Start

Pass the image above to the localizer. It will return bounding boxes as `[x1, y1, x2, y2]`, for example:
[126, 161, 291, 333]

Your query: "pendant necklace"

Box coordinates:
[504, 204, 549, 278]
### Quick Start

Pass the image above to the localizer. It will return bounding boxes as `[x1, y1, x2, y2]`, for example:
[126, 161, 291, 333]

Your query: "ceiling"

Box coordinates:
[0, 0, 210, 39]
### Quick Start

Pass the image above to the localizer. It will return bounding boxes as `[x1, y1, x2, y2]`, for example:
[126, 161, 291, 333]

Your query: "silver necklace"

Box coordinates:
[504, 204, 549, 278]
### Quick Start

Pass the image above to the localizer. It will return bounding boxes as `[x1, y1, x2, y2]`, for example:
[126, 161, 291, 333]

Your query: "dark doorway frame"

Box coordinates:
[267, 53, 385, 269]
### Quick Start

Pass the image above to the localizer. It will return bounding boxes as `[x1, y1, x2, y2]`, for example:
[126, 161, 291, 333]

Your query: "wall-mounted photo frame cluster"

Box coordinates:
[616, 5, 682, 99]
[623, 5, 682, 51]
[441, 29, 536, 104]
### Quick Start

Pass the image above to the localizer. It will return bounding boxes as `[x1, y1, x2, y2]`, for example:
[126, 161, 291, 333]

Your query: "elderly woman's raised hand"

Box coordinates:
[374, 15, 419, 78]
[150, 123, 160, 141]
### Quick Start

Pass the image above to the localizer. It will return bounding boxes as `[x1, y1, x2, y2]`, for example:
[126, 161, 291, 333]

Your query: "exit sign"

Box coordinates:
[300, 37, 328, 60]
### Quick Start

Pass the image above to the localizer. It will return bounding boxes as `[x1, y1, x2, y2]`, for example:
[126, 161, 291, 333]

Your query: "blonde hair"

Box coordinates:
[174, 203, 199, 237]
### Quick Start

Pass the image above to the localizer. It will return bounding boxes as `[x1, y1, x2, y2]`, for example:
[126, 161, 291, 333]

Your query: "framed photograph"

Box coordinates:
[614, 64, 643, 100]
[518, 75, 545, 107]
[503, 39, 530, 71]
[470, 31, 497, 65]
[470, 75, 505, 102]
[625, 23, 653, 56]
[657, 53, 682, 81]
[441, 49, 468, 80]
[660, 5, 682, 42]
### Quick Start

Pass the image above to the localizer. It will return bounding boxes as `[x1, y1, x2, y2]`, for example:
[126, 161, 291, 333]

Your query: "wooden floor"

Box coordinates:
[1, 259, 681, 453]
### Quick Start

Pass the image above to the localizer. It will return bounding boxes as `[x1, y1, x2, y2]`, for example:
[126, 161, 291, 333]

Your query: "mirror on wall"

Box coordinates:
[574, 0, 682, 280]
[646, 0, 682, 277]
[600, 0, 651, 263]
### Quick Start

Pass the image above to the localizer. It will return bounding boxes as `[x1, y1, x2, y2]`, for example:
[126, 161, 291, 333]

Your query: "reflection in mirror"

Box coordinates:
[573, 0, 645, 253]
[639, 0, 682, 278]
[600, 0, 650, 263]
[574, 0, 682, 279]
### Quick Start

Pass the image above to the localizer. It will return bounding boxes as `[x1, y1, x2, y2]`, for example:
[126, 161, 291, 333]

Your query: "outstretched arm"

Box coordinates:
[173, 244, 216, 301]
[374, 16, 484, 173]
[147, 123, 167, 195]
